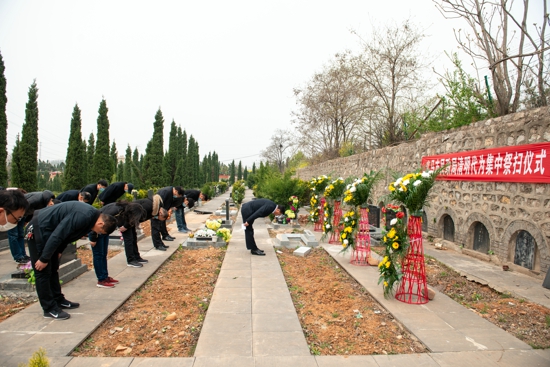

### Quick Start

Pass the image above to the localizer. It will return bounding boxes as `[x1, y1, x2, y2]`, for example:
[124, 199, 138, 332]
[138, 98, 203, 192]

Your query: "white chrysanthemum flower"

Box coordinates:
[413, 180, 422, 187]
[390, 218, 397, 226]
[402, 179, 410, 186]
[398, 187, 404, 192]
[325, 224, 331, 229]
[395, 178, 403, 185]
[421, 171, 430, 178]
[343, 239, 348, 245]
[345, 217, 349, 222]
[350, 187, 356, 193]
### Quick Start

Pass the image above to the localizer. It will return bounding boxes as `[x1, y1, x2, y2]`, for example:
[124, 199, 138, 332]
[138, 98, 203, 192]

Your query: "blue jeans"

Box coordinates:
[90, 233, 109, 282]
[8, 221, 27, 260]
[175, 206, 188, 231]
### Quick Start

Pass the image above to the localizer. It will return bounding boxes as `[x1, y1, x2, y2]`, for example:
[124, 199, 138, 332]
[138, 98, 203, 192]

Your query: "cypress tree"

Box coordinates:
[63, 104, 87, 190]
[252, 162, 256, 174]
[10, 134, 21, 187]
[124, 145, 132, 184]
[143, 109, 165, 187]
[117, 160, 124, 182]
[229, 160, 235, 185]
[237, 161, 242, 180]
[243, 166, 248, 181]
[184, 135, 196, 188]
[163, 120, 178, 185]
[132, 147, 140, 183]
[17, 80, 39, 191]
[87, 133, 95, 182]
[0, 51, 8, 187]
[91, 99, 111, 181]
[110, 141, 117, 181]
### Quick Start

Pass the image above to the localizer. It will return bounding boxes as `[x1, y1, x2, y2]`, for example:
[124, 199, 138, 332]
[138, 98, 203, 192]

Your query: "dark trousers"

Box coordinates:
[175, 207, 188, 230]
[241, 205, 258, 251]
[122, 226, 141, 263]
[150, 218, 165, 248]
[27, 238, 65, 312]
[8, 221, 27, 260]
[90, 234, 109, 281]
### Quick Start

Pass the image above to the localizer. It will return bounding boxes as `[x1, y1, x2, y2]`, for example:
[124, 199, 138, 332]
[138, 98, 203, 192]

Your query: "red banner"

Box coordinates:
[421, 142, 550, 183]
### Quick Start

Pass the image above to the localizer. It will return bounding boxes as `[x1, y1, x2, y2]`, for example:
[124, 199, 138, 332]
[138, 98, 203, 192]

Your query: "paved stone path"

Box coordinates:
[0, 190, 548, 366]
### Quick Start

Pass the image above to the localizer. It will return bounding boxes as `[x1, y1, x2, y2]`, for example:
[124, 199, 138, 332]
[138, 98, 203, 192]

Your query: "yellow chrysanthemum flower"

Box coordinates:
[385, 261, 391, 268]
[387, 229, 396, 238]
[384, 281, 388, 287]
[341, 233, 347, 239]
[392, 242, 399, 249]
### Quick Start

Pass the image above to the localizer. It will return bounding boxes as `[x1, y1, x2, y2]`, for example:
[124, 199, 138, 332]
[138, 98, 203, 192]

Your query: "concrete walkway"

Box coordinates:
[0, 190, 548, 366]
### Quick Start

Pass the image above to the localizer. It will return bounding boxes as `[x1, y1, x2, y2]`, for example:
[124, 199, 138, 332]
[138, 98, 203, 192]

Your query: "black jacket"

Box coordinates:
[99, 182, 128, 205]
[157, 186, 176, 210]
[57, 190, 80, 202]
[34, 201, 100, 263]
[25, 190, 55, 221]
[88, 203, 128, 242]
[184, 189, 200, 201]
[80, 183, 100, 204]
[241, 199, 277, 225]
[135, 198, 155, 222]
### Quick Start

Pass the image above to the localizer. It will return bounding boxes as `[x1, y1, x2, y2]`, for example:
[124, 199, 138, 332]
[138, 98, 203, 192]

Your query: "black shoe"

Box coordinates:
[59, 300, 80, 309]
[161, 244, 169, 248]
[155, 246, 167, 251]
[23, 255, 31, 261]
[256, 249, 265, 253]
[15, 258, 29, 264]
[251, 249, 266, 256]
[162, 237, 174, 241]
[127, 261, 143, 267]
[44, 309, 70, 320]
[137, 258, 149, 263]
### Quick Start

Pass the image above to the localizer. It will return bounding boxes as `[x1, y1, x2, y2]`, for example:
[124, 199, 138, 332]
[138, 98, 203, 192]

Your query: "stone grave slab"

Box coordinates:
[293, 246, 312, 257]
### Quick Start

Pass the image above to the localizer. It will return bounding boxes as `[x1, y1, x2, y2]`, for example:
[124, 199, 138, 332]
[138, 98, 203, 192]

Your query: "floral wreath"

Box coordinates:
[343, 171, 382, 208]
[378, 208, 408, 298]
[388, 167, 444, 216]
[339, 210, 358, 250]
[287, 195, 299, 218]
[324, 177, 346, 201]
[309, 194, 320, 223]
[309, 175, 331, 194]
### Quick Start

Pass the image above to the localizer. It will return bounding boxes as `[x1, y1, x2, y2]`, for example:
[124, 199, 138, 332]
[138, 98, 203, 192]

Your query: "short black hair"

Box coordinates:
[80, 191, 92, 203]
[97, 179, 108, 187]
[186, 197, 196, 209]
[0, 190, 29, 213]
[101, 213, 118, 234]
[201, 192, 209, 201]
[277, 204, 286, 214]
[174, 186, 185, 196]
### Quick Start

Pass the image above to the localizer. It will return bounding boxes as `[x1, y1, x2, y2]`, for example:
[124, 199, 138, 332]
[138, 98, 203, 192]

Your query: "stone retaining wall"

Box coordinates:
[295, 107, 550, 277]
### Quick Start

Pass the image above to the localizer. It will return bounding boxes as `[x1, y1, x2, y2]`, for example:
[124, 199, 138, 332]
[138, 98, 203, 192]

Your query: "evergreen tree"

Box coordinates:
[110, 141, 117, 181]
[81, 139, 88, 182]
[124, 145, 132, 184]
[117, 161, 124, 182]
[175, 128, 188, 187]
[0, 50, 8, 187]
[163, 120, 178, 185]
[252, 162, 256, 174]
[17, 80, 39, 191]
[211, 152, 219, 181]
[63, 104, 87, 190]
[184, 135, 197, 188]
[10, 134, 21, 187]
[229, 160, 235, 185]
[132, 147, 140, 183]
[143, 109, 165, 187]
[91, 99, 111, 181]
[243, 166, 248, 181]
[237, 161, 242, 180]
[87, 133, 95, 182]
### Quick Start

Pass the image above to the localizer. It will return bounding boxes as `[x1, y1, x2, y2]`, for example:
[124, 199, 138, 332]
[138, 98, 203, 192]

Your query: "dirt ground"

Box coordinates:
[72, 246, 225, 357]
[277, 246, 428, 355]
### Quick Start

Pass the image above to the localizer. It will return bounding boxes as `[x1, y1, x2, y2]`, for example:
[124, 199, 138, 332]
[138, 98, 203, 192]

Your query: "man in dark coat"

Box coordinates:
[134, 195, 168, 253]
[151, 186, 184, 249]
[98, 182, 134, 205]
[8, 190, 55, 264]
[57, 190, 92, 203]
[26, 201, 117, 320]
[241, 198, 283, 256]
[80, 179, 108, 205]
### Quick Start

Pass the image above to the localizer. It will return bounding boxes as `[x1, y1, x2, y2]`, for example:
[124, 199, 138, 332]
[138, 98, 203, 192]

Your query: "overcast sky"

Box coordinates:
[0, 0, 525, 170]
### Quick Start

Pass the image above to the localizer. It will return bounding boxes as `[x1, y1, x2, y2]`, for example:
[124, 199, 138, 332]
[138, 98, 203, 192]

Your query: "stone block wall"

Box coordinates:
[295, 107, 550, 276]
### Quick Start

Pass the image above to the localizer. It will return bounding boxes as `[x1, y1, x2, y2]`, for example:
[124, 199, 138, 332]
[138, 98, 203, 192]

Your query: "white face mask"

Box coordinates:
[0, 211, 17, 231]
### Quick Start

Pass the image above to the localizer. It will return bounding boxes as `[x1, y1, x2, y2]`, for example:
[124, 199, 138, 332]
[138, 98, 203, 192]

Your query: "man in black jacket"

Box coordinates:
[241, 199, 283, 256]
[26, 201, 117, 320]
[133, 195, 168, 254]
[151, 186, 184, 249]
[80, 179, 108, 205]
[98, 181, 134, 205]
[57, 189, 92, 203]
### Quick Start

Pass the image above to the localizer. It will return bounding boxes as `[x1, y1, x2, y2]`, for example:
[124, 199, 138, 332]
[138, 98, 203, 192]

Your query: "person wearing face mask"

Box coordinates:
[151, 186, 184, 249]
[8, 190, 55, 264]
[26, 201, 117, 320]
[98, 182, 134, 206]
[0, 189, 29, 232]
[79, 179, 108, 205]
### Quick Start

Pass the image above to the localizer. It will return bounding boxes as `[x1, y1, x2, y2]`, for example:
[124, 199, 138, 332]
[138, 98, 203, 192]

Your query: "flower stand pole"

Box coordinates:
[329, 200, 343, 244]
[314, 197, 326, 232]
[350, 207, 371, 266]
[395, 215, 428, 304]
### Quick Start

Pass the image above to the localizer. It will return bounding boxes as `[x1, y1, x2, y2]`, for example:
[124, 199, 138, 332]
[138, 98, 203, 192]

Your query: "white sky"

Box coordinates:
[0, 0, 529, 169]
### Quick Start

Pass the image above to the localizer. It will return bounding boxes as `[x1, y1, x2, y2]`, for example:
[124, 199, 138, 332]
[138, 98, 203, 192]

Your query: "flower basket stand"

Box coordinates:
[395, 215, 428, 304]
[350, 207, 371, 266]
[329, 200, 343, 244]
[314, 197, 326, 232]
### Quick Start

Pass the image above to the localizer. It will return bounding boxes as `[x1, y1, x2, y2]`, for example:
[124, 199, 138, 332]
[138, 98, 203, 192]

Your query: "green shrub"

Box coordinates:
[19, 347, 49, 367]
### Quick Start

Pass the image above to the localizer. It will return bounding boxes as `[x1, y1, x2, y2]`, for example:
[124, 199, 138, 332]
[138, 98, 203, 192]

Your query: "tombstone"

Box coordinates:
[385, 210, 397, 231]
[147, 189, 154, 199]
[473, 222, 490, 254]
[514, 230, 535, 270]
[368, 205, 380, 228]
[543, 268, 550, 289]
[443, 215, 455, 242]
